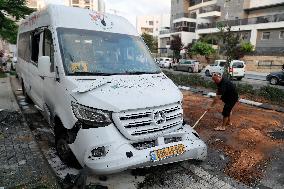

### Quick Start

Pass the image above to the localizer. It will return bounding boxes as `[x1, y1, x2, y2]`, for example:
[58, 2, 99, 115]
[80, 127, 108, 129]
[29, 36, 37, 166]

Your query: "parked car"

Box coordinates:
[266, 71, 284, 85]
[204, 60, 246, 80]
[173, 59, 202, 73]
[16, 5, 207, 174]
[158, 57, 173, 68]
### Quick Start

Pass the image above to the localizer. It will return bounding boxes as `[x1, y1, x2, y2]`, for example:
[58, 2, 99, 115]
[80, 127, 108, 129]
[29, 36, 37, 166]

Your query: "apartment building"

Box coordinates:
[158, 0, 196, 56]
[159, 0, 284, 56]
[136, 14, 170, 37]
[194, 0, 284, 54]
[27, 0, 105, 12]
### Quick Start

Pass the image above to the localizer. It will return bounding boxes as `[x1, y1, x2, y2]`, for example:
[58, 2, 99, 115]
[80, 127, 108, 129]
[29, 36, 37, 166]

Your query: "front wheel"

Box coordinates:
[21, 79, 32, 103]
[188, 67, 193, 73]
[205, 70, 210, 76]
[270, 77, 279, 85]
[237, 77, 243, 81]
[56, 133, 82, 168]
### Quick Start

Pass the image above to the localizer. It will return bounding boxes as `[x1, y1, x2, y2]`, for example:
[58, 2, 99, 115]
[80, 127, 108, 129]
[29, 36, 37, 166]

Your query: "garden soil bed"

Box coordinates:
[182, 91, 284, 185]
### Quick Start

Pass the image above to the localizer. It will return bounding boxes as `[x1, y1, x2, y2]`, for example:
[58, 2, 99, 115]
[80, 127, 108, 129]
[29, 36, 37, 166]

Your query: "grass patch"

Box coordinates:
[0, 72, 7, 78]
[163, 70, 284, 105]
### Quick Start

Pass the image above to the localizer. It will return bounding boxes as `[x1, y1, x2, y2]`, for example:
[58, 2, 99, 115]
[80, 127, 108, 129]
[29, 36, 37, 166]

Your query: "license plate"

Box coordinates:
[233, 72, 239, 74]
[150, 144, 186, 162]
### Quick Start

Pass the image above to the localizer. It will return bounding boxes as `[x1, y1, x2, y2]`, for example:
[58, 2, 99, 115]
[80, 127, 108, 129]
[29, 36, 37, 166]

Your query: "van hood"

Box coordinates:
[70, 74, 182, 112]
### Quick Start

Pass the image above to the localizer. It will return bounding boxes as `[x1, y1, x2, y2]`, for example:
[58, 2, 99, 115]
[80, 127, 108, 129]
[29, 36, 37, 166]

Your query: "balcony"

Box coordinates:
[159, 27, 196, 35]
[197, 5, 221, 18]
[189, 0, 216, 11]
[243, 0, 284, 11]
[173, 13, 197, 20]
[197, 13, 284, 29]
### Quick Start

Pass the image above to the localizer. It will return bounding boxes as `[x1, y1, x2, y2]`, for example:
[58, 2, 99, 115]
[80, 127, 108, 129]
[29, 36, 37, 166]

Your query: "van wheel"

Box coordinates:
[56, 133, 82, 168]
[188, 68, 193, 73]
[237, 77, 243, 81]
[21, 80, 32, 103]
[205, 70, 210, 76]
[173, 66, 177, 71]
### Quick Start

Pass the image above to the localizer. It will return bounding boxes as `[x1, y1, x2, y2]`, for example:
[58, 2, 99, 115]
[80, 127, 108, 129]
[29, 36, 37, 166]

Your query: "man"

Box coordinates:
[209, 73, 239, 131]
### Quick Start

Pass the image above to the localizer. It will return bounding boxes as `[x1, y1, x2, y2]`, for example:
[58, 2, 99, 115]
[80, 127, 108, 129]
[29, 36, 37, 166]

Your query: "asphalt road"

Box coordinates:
[163, 68, 284, 90]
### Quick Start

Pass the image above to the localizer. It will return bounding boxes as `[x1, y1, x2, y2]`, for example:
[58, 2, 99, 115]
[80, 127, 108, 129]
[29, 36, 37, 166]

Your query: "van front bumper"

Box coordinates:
[69, 124, 207, 175]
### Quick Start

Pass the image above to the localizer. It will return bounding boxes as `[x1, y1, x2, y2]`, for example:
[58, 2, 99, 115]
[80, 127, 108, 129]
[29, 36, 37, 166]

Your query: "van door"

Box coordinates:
[29, 29, 44, 108]
[41, 28, 56, 121]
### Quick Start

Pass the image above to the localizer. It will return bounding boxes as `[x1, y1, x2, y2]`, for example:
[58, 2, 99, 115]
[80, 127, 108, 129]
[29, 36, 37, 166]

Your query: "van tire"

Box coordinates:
[21, 79, 32, 103]
[56, 133, 82, 169]
[188, 67, 193, 73]
[237, 77, 243, 81]
[205, 70, 210, 76]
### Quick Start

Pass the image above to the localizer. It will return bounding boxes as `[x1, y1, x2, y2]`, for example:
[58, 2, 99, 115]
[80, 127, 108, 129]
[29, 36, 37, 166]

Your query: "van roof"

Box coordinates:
[19, 4, 138, 36]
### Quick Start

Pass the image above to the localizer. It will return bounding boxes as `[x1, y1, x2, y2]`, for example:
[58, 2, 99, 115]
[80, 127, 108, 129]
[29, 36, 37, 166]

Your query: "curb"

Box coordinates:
[178, 85, 284, 113]
[9, 76, 61, 188]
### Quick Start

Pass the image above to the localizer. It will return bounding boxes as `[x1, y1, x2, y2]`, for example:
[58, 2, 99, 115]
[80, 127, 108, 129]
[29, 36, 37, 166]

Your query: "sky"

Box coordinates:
[44, 0, 171, 27]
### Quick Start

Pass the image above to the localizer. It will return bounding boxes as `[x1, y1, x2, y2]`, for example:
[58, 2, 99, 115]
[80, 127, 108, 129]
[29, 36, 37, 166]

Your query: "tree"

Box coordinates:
[170, 35, 183, 62]
[0, 0, 34, 44]
[141, 32, 157, 53]
[217, 24, 241, 78]
[189, 41, 216, 62]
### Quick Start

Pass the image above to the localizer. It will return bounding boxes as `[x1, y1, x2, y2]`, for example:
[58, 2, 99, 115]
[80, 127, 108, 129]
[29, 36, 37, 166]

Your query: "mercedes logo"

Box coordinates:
[153, 111, 166, 125]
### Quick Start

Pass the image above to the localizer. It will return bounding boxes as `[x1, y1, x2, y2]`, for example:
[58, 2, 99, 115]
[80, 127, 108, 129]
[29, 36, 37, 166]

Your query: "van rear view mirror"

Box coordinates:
[38, 56, 51, 77]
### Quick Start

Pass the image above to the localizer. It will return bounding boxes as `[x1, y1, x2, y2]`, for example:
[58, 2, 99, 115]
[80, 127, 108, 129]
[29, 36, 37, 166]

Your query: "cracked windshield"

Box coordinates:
[1, 0, 284, 189]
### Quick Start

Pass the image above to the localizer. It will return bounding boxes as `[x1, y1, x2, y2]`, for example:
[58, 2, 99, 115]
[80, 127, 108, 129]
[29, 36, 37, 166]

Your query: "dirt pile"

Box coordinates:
[182, 91, 284, 185]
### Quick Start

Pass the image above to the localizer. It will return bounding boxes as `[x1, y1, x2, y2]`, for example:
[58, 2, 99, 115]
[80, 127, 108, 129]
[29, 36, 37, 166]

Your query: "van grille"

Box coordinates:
[112, 103, 183, 140]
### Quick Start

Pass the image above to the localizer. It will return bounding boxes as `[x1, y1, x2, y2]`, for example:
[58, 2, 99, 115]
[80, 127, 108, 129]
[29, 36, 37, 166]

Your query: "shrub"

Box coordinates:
[240, 42, 254, 53]
[258, 86, 284, 103]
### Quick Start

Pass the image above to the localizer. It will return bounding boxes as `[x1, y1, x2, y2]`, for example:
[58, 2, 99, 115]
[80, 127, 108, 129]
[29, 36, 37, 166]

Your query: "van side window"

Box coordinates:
[219, 62, 226, 67]
[18, 32, 31, 62]
[43, 29, 55, 72]
[31, 31, 41, 63]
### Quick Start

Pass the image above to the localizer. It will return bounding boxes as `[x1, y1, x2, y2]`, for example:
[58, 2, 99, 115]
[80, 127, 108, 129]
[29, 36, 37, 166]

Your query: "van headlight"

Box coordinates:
[71, 102, 112, 127]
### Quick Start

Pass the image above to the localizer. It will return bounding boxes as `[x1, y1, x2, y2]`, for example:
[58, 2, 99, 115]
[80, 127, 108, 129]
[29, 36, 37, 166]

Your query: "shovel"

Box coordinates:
[192, 110, 208, 129]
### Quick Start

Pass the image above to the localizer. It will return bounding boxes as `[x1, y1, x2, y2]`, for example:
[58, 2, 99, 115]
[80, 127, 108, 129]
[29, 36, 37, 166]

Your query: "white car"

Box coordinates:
[158, 57, 173, 68]
[16, 5, 207, 174]
[205, 60, 246, 80]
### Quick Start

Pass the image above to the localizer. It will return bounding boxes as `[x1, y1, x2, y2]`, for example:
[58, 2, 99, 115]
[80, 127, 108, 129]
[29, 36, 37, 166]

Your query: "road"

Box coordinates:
[163, 68, 284, 90]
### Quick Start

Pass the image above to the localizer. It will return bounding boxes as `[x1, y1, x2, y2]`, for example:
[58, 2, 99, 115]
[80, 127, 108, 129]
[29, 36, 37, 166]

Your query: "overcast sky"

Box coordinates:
[44, 0, 171, 26]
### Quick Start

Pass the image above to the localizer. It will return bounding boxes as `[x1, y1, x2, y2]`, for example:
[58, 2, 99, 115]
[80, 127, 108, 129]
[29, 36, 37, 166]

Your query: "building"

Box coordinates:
[136, 14, 170, 37]
[159, 0, 284, 56]
[27, 0, 105, 12]
[195, 0, 284, 54]
[158, 0, 196, 56]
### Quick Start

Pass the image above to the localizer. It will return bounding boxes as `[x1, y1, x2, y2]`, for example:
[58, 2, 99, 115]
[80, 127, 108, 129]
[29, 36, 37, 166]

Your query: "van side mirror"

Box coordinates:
[38, 56, 51, 77]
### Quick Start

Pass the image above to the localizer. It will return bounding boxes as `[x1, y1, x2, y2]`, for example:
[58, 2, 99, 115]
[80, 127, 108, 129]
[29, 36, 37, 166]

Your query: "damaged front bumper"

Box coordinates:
[69, 124, 207, 175]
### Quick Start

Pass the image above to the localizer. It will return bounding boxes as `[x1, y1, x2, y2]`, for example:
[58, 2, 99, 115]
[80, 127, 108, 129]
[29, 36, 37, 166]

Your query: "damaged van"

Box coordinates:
[17, 5, 207, 174]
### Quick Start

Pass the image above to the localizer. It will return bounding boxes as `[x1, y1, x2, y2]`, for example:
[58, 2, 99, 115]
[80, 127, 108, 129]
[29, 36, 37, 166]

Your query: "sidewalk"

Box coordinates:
[0, 77, 59, 188]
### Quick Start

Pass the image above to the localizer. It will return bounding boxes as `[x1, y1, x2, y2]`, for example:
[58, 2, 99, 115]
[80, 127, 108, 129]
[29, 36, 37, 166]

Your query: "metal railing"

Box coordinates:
[199, 5, 221, 14]
[197, 13, 284, 29]
[159, 28, 196, 35]
[189, 0, 213, 6]
[173, 13, 197, 20]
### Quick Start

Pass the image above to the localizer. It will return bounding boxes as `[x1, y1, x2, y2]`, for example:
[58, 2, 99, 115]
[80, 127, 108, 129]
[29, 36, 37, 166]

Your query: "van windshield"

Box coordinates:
[57, 28, 161, 76]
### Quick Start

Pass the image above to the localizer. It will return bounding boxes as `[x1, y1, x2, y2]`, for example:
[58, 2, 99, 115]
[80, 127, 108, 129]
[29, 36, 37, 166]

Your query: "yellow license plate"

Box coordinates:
[150, 144, 186, 162]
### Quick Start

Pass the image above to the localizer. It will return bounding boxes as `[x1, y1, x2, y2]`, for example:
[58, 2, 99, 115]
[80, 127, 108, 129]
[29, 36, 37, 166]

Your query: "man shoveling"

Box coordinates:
[209, 73, 239, 131]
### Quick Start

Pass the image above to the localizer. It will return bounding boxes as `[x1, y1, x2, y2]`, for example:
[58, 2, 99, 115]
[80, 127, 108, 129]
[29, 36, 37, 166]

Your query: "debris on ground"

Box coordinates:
[183, 91, 284, 185]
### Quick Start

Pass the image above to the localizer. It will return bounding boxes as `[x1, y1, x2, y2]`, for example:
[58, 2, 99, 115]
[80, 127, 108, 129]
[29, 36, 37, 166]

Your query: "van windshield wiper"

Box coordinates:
[70, 72, 115, 76]
[125, 71, 161, 75]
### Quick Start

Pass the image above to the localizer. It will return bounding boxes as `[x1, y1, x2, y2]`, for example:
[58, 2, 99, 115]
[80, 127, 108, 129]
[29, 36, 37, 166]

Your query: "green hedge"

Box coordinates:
[163, 70, 284, 105]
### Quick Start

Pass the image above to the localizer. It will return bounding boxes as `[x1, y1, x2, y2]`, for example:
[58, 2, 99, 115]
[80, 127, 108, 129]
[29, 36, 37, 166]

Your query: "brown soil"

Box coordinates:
[182, 91, 284, 185]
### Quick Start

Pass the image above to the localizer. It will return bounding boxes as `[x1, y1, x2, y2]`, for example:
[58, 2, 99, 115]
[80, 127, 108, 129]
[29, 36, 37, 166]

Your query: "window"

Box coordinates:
[280, 31, 284, 39]
[232, 62, 244, 68]
[149, 21, 154, 26]
[57, 28, 160, 75]
[262, 32, 270, 40]
[31, 31, 41, 63]
[18, 32, 31, 62]
[43, 29, 55, 72]
[219, 61, 226, 67]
